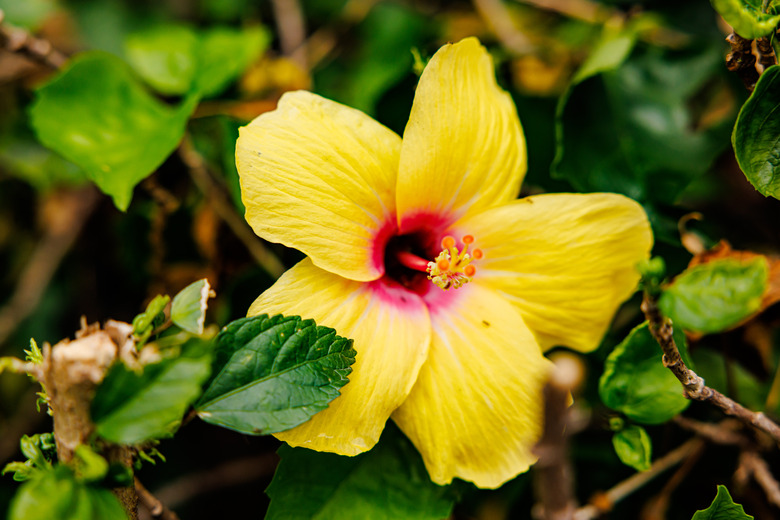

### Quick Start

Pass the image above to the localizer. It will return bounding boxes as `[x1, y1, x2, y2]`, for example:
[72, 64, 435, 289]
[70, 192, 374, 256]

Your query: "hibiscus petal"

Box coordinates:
[236, 91, 400, 282]
[396, 37, 526, 234]
[392, 283, 551, 488]
[453, 193, 653, 352]
[248, 258, 431, 455]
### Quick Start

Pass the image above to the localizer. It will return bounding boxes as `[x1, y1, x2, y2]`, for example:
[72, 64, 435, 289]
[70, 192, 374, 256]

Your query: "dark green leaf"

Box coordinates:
[691, 485, 754, 519]
[612, 425, 652, 471]
[733, 64, 780, 199]
[9, 465, 127, 520]
[599, 322, 690, 424]
[709, 0, 780, 39]
[196, 314, 355, 435]
[553, 45, 731, 204]
[92, 340, 212, 444]
[170, 279, 212, 335]
[659, 258, 768, 334]
[29, 52, 198, 210]
[266, 424, 454, 520]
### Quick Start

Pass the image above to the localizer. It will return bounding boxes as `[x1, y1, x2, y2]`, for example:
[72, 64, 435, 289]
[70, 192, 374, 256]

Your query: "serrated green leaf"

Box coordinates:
[691, 485, 754, 519]
[710, 0, 780, 39]
[553, 44, 731, 204]
[124, 24, 269, 98]
[659, 258, 768, 334]
[124, 25, 199, 95]
[266, 424, 454, 520]
[612, 425, 652, 471]
[29, 51, 198, 211]
[599, 322, 690, 424]
[92, 341, 211, 444]
[733, 64, 780, 199]
[9, 465, 127, 520]
[196, 314, 355, 435]
[170, 279, 212, 335]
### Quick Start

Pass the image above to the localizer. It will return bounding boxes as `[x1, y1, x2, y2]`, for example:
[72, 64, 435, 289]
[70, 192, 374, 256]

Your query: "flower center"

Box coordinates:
[384, 233, 482, 293]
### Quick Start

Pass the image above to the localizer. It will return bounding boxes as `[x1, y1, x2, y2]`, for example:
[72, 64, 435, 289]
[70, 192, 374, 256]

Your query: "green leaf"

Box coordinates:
[266, 424, 454, 520]
[612, 425, 652, 471]
[91, 340, 212, 444]
[124, 25, 199, 96]
[599, 322, 690, 424]
[659, 258, 768, 334]
[124, 24, 270, 98]
[72, 446, 109, 483]
[132, 294, 170, 339]
[9, 465, 127, 520]
[691, 485, 754, 519]
[733, 64, 780, 199]
[196, 314, 355, 435]
[29, 51, 198, 211]
[553, 44, 731, 204]
[710, 0, 780, 39]
[0, 0, 56, 29]
[170, 279, 212, 335]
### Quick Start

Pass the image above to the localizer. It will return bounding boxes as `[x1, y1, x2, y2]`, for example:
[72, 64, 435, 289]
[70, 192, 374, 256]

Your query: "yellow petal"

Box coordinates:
[248, 258, 431, 455]
[392, 283, 551, 488]
[454, 193, 653, 352]
[396, 37, 526, 234]
[236, 91, 401, 282]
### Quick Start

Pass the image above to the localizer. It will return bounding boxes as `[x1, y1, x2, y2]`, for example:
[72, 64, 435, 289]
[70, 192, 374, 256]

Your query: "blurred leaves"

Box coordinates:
[91, 340, 212, 444]
[733, 64, 780, 199]
[124, 24, 270, 98]
[709, 0, 780, 39]
[659, 258, 768, 334]
[599, 322, 691, 424]
[691, 485, 754, 519]
[8, 464, 127, 520]
[612, 425, 652, 472]
[196, 314, 355, 435]
[29, 52, 198, 211]
[171, 278, 213, 335]
[266, 424, 454, 520]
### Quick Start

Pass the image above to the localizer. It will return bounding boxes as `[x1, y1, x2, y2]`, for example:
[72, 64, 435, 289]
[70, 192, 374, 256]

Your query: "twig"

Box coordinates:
[673, 416, 747, 446]
[0, 186, 101, 348]
[135, 478, 181, 520]
[473, 0, 534, 55]
[639, 439, 706, 520]
[0, 9, 67, 69]
[532, 361, 580, 520]
[756, 36, 777, 71]
[726, 32, 759, 92]
[177, 136, 285, 278]
[270, 0, 308, 71]
[574, 438, 704, 520]
[152, 452, 279, 509]
[518, 0, 612, 24]
[736, 450, 780, 508]
[642, 293, 780, 444]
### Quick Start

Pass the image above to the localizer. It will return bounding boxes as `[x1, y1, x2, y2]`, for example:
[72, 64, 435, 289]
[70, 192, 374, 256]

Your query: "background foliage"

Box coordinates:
[1, 0, 779, 518]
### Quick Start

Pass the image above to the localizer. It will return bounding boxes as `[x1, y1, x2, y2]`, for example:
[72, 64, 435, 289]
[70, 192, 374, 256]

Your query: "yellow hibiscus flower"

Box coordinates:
[236, 37, 652, 488]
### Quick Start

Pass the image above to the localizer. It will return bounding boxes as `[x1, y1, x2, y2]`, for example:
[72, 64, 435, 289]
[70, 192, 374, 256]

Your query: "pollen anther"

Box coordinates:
[426, 235, 483, 290]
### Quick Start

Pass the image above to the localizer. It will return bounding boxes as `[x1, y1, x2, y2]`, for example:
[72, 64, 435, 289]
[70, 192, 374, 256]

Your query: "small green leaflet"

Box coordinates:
[9, 464, 127, 520]
[91, 340, 212, 444]
[29, 51, 198, 211]
[691, 485, 754, 519]
[196, 314, 355, 435]
[599, 322, 690, 424]
[266, 424, 454, 520]
[709, 0, 780, 39]
[733, 64, 780, 200]
[612, 425, 652, 472]
[124, 24, 270, 98]
[2, 433, 56, 482]
[171, 278, 212, 335]
[659, 258, 768, 334]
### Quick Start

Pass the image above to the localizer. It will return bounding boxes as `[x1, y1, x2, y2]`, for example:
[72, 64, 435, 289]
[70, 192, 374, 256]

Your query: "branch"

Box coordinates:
[0, 9, 67, 69]
[573, 438, 704, 520]
[177, 136, 285, 278]
[642, 292, 780, 444]
[135, 478, 181, 520]
[726, 32, 759, 92]
[756, 36, 777, 71]
[270, 0, 307, 71]
[473, 0, 534, 55]
[673, 416, 748, 447]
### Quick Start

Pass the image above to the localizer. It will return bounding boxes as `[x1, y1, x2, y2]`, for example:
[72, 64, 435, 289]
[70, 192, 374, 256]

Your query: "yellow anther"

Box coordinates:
[426, 235, 483, 290]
